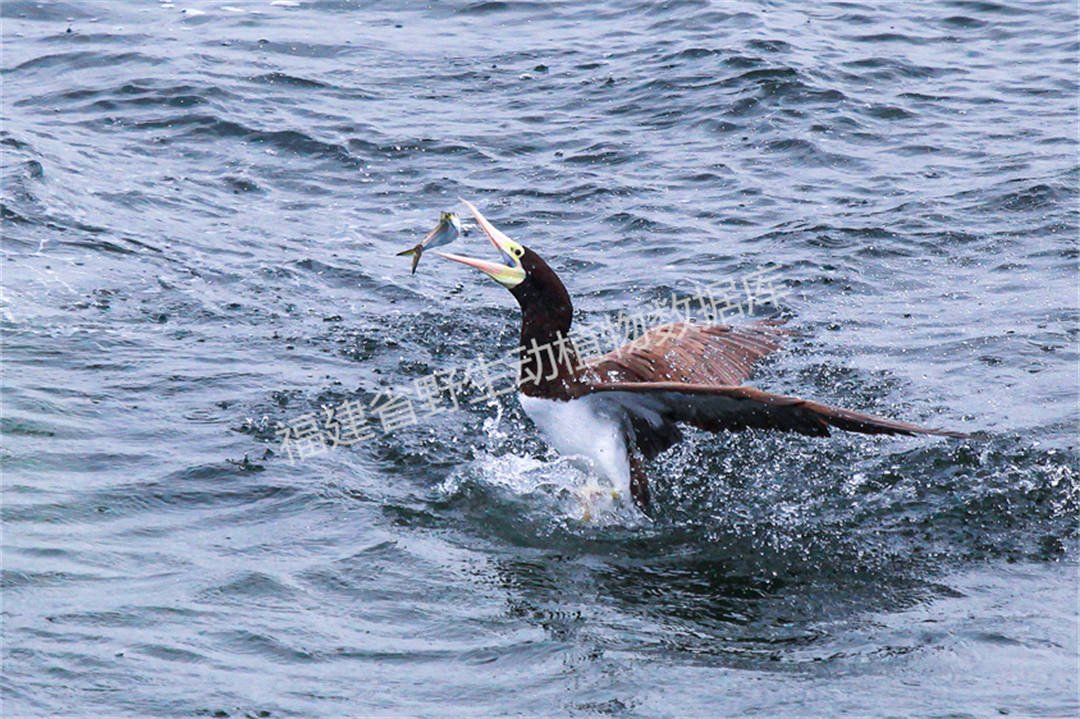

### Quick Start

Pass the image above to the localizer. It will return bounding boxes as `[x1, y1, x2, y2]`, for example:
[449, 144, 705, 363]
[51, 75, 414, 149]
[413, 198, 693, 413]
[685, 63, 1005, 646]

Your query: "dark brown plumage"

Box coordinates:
[438, 200, 971, 516]
[585, 318, 793, 386]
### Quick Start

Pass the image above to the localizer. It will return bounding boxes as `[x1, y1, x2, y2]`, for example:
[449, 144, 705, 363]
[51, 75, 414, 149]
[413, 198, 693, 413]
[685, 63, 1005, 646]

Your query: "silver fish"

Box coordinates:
[397, 211, 464, 274]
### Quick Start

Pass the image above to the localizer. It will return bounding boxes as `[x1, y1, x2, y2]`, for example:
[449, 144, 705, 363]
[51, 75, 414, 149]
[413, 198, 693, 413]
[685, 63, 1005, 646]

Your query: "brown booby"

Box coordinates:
[437, 200, 968, 515]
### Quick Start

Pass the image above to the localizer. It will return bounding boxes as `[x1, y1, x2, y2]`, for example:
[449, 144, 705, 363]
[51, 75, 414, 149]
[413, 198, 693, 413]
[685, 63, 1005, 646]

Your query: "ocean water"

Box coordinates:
[2, 1, 1077, 717]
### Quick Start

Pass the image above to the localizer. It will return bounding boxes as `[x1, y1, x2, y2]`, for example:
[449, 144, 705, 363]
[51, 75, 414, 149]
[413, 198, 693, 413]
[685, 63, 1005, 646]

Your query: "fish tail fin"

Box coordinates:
[397, 244, 424, 273]
[396, 244, 423, 273]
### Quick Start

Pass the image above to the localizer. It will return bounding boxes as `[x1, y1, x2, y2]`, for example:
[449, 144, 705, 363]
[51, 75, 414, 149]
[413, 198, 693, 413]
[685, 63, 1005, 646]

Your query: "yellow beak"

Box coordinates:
[435, 199, 526, 288]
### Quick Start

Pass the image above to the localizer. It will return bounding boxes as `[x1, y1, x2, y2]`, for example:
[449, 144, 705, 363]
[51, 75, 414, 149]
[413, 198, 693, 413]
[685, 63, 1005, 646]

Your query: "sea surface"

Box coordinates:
[2, 1, 1078, 717]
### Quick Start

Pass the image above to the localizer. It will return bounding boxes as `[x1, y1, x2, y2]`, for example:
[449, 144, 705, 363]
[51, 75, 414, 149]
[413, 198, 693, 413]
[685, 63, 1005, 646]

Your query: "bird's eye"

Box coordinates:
[514, 248, 524, 257]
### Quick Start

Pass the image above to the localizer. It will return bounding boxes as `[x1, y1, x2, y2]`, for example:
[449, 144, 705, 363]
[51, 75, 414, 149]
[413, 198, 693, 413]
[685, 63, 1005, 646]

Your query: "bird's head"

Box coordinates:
[435, 200, 571, 322]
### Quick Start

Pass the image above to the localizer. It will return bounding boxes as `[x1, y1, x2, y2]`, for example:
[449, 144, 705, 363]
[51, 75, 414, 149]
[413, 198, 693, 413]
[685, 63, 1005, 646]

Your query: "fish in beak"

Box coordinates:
[396, 211, 464, 274]
[435, 199, 527, 288]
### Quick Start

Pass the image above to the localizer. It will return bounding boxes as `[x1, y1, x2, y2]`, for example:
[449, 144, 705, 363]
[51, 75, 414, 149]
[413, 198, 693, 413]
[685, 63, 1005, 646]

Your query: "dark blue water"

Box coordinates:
[3, 1, 1077, 717]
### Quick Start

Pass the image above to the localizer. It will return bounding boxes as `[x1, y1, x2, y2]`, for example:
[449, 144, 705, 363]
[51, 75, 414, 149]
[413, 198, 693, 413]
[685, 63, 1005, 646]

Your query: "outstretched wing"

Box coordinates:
[586, 381, 968, 459]
[584, 317, 792, 387]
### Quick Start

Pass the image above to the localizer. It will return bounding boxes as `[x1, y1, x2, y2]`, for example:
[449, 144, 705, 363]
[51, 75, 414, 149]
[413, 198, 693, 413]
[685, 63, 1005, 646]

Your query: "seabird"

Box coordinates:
[437, 200, 968, 516]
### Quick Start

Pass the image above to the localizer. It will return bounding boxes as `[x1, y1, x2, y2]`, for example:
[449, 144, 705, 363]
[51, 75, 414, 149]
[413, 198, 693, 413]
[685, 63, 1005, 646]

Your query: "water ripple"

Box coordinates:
[2, 0, 1076, 717]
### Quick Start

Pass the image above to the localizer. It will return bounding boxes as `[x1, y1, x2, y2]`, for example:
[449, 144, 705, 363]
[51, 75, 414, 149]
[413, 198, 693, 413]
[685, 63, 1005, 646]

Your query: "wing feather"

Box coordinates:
[586, 381, 970, 445]
[584, 317, 792, 387]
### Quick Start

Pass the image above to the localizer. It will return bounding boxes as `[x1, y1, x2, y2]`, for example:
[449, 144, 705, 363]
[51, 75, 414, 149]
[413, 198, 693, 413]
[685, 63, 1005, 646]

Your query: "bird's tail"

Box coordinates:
[396, 244, 423, 274]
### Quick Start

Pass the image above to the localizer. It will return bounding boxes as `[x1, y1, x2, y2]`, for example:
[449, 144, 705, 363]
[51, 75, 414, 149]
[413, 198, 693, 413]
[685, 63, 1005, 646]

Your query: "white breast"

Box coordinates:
[517, 393, 631, 496]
